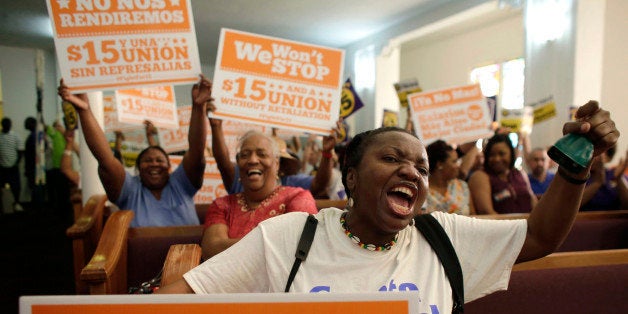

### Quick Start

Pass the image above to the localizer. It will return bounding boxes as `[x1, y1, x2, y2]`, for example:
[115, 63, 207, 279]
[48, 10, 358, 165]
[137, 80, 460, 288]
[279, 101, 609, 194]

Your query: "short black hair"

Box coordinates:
[24, 117, 37, 132]
[135, 146, 170, 170]
[483, 133, 516, 173]
[426, 140, 454, 174]
[341, 126, 419, 199]
[1, 117, 11, 132]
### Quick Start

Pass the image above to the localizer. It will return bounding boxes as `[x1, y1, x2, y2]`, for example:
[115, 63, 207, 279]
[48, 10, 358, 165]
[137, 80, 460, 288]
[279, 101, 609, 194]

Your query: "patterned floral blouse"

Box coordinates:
[426, 179, 472, 215]
[204, 186, 317, 238]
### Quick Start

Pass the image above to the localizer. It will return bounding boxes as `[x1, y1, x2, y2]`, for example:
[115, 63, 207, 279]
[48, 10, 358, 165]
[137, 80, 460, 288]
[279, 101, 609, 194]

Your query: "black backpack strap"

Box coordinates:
[414, 214, 464, 313]
[284, 214, 318, 292]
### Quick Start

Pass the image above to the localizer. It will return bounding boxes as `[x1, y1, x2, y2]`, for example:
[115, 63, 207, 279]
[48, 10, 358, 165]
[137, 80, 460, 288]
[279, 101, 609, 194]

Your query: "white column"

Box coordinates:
[573, 0, 605, 106]
[79, 92, 105, 204]
[523, 0, 577, 149]
[375, 44, 401, 128]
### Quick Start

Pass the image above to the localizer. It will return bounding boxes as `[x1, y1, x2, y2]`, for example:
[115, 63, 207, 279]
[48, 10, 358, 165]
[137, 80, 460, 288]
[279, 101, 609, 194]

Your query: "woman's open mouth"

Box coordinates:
[246, 169, 263, 179]
[387, 184, 417, 216]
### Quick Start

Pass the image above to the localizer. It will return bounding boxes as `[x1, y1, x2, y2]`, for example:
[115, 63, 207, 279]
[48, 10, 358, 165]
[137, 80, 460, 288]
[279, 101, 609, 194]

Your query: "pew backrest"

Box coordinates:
[315, 199, 347, 211]
[126, 225, 203, 289]
[466, 262, 628, 313]
[66, 194, 108, 294]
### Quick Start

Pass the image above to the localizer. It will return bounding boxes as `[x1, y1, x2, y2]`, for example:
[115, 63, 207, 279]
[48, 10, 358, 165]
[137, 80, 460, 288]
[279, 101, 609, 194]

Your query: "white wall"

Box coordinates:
[0, 44, 214, 202]
[399, 14, 523, 92]
[601, 0, 628, 162]
[0, 44, 214, 138]
[0, 46, 58, 141]
[342, 0, 491, 133]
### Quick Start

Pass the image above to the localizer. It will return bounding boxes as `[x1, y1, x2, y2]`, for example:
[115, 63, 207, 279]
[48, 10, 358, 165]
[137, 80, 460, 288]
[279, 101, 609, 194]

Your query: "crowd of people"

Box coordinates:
[0, 115, 74, 222]
[8, 75, 626, 231]
[158, 100, 620, 313]
[1, 73, 622, 312]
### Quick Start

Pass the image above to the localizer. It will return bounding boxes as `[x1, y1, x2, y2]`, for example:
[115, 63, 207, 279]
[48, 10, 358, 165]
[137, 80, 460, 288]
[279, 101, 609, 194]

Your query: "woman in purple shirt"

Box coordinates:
[469, 134, 537, 214]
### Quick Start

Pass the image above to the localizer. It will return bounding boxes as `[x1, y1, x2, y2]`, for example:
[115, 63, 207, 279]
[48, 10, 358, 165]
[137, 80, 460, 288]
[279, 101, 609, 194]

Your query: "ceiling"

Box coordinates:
[0, 0, 450, 65]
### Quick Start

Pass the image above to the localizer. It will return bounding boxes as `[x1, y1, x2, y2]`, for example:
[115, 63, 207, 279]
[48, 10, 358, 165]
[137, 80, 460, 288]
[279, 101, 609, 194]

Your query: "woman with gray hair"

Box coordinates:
[200, 130, 318, 260]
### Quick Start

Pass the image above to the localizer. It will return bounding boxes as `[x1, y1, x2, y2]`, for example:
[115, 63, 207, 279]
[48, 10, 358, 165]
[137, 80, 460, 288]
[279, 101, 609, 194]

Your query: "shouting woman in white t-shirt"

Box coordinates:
[158, 101, 619, 313]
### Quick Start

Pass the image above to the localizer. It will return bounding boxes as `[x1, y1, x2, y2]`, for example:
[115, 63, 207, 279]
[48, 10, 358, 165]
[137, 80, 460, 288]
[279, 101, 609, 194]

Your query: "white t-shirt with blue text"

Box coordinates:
[184, 208, 526, 313]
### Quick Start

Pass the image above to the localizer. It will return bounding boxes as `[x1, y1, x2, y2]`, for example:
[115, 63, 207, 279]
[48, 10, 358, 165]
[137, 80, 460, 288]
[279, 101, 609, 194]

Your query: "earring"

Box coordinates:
[346, 197, 354, 209]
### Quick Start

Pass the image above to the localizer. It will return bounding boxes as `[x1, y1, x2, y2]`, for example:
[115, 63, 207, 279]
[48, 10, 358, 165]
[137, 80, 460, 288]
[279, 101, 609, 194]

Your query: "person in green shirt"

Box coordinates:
[46, 120, 72, 224]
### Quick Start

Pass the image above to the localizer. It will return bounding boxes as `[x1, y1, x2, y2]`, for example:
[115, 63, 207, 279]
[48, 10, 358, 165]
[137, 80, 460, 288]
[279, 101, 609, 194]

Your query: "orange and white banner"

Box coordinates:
[408, 84, 493, 145]
[208, 120, 267, 161]
[210, 28, 344, 136]
[103, 94, 142, 132]
[115, 85, 178, 129]
[46, 0, 201, 93]
[20, 292, 418, 314]
[169, 156, 227, 204]
[159, 105, 190, 153]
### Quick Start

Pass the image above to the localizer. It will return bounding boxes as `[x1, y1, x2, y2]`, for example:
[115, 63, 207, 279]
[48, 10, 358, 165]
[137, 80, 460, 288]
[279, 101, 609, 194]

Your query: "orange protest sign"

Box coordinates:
[210, 28, 344, 136]
[103, 95, 141, 132]
[115, 86, 179, 129]
[408, 84, 493, 145]
[22, 293, 418, 314]
[158, 105, 207, 153]
[46, 0, 201, 93]
[169, 156, 226, 204]
[32, 301, 408, 314]
[207, 119, 267, 161]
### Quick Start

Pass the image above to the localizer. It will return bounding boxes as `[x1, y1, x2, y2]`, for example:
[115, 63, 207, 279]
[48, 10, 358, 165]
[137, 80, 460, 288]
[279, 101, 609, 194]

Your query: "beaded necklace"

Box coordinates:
[237, 186, 282, 212]
[340, 212, 398, 251]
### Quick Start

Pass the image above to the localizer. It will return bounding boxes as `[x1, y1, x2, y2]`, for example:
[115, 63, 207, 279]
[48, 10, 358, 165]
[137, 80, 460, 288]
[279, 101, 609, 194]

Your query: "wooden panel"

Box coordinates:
[513, 248, 628, 271]
[80, 210, 134, 294]
[161, 244, 202, 287]
[472, 209, 628, 220]
[66, 194, 108, 294]
[315, 199, 347, 211]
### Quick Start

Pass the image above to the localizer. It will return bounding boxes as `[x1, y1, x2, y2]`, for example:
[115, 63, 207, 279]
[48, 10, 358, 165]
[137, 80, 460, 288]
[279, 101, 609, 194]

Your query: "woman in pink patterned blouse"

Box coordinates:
[425, 140, 475, 215]
[201, 130, 317, 260]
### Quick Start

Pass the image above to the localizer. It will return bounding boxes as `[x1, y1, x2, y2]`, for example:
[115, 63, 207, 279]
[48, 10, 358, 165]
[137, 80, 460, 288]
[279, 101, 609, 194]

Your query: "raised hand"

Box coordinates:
[144, 120, 158, 136]
[58, 79, 89, 111]
[564, 100, 620, 158]
[206, 101, 222, 127]
[192, 74, 213, 108]
[322, 118, 343, 152]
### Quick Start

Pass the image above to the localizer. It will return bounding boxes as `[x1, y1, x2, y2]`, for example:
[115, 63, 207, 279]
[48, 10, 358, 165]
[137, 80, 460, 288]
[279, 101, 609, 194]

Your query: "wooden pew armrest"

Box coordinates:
[513, 248, 628, 271]
[66, 194, 107, 239]
[80, 210, 134, 293]
[315, 199, 347, 211]
[161, 244, 202, 287]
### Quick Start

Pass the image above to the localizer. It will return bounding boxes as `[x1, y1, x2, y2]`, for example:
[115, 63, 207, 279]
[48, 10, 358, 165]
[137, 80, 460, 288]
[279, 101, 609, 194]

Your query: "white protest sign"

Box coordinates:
[103, 95, 142, 133]
[20, 292, 419, 314]
[210, 28, 344, 136]
[169, 155, 227, 204]
[46, 0, 201, 93]
[115, 85, 179, 129]
[408, 84, 493, 145]
[159, 105, 191, 153]
[208, 120, 268, 161]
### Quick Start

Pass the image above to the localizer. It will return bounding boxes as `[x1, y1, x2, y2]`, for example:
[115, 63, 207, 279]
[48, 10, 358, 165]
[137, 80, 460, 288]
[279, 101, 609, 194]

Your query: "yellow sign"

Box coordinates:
[62, 101, 78, 130]
[382, 109, 399, 127]
[533, 101, 556, 124]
